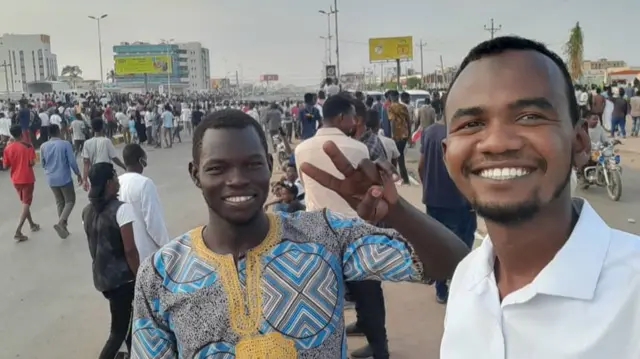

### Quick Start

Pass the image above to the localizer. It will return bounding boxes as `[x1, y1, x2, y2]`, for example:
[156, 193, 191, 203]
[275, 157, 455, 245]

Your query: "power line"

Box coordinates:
[484, 18, 502, 39]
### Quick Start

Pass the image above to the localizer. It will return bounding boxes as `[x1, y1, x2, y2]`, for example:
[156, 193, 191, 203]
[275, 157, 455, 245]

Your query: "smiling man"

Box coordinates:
[440, 37, 640, 359]
[130, 109, 469, 358]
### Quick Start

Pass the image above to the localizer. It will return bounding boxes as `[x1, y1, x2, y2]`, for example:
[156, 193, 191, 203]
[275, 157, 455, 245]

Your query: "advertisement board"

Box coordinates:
[368, 36, 413, 62]
[114, 55, 172, 75]
[260, 74, 279, 82]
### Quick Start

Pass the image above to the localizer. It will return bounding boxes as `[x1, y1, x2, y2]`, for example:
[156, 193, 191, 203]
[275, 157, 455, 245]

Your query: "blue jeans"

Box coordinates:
[426, 206, 477, 298]
[632, 117, 640, 135]
[611, 116, 626, 137]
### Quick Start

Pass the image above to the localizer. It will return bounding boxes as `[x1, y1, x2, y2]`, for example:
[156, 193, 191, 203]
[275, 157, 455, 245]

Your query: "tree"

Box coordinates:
[405, 77, 422, 89]
[61, 65, 83, 88]
[563, 22, 584, 83]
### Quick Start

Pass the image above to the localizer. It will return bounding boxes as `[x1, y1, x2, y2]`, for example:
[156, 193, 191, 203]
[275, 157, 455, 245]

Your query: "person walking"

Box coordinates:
[82, 162, 139, 359]
[2, 125, 40, 241]
[40, 124, 82, 238]
[118, 143, 170, 260]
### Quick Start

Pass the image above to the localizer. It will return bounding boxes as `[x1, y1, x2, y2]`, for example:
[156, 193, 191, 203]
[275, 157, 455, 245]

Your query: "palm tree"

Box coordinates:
[563, 22, 584, 83]
[61, 65, 83, 88]
[106, 69, 116, 83]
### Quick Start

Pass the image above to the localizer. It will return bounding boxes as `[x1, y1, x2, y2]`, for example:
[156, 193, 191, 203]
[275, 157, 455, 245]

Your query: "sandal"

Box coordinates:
[53, 224, 70, 239]
[14, 234, 28, 242]
[30, 224, 40, 232]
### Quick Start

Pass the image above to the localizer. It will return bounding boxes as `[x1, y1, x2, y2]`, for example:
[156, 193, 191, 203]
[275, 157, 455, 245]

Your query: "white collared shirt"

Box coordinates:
[440, 199, 640, 359]
[294, 127, 369, 217]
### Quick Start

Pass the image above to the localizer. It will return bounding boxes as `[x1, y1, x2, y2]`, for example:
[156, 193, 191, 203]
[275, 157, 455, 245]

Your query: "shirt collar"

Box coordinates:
[315, 127, 346, 137]
[467, 198, 611, 300]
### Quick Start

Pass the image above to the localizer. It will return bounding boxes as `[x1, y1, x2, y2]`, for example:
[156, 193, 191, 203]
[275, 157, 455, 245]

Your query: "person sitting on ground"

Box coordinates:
[264, 181, 306, 213]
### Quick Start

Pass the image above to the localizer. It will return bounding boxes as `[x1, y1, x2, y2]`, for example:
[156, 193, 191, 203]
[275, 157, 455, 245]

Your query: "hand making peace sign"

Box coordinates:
[300, 141, 400, 223]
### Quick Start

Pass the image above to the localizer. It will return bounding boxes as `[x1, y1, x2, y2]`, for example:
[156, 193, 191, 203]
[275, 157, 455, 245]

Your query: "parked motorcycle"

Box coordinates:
[579, 140, 623, 201]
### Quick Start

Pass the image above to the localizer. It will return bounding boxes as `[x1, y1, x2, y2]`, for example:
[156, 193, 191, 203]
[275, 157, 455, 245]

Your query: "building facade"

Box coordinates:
[581, 58, 628, 85]
[113, 41, 210, 93]
[0, 34, 59, 93]
[177, 42, 210, 91]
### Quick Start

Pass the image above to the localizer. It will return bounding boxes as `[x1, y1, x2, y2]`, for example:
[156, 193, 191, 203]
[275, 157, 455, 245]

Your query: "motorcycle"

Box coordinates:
[579, 140, 623, 201]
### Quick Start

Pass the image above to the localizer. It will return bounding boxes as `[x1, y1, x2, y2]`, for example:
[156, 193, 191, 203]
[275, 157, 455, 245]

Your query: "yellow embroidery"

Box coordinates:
[191, 214, 296, 358]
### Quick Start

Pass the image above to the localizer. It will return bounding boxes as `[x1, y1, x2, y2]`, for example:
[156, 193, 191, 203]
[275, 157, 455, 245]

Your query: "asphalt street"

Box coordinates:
[0, 138, 638, 358]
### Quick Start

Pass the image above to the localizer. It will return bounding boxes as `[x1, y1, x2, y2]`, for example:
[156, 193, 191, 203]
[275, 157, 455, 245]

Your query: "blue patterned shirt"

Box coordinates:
[131, 210, 424, 359]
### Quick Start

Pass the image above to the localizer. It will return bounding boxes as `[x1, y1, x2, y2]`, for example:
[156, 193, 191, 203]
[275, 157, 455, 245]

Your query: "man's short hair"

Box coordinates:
[322, 93, 354, 119]
[192, 109, 268, 165]
[122, 143, 146, 167]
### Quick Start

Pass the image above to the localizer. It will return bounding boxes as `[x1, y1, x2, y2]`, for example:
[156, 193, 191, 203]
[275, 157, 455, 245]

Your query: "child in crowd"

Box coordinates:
[265, 182, 305, 213]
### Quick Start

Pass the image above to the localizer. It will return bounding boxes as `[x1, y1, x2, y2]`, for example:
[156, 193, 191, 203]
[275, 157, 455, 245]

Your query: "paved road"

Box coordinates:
[0, 139, 639, 358]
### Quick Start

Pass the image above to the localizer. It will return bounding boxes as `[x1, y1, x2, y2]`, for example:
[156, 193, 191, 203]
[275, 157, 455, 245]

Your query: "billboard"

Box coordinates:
[368, 36, 413, 62]
[210, 78, 230, 89]
[114, 55, 172, 75]
[260, 74, 279, 82]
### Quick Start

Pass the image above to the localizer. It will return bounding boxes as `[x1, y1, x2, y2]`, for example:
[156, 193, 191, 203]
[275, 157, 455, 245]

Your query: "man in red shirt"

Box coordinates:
[2, 125, 40, 242]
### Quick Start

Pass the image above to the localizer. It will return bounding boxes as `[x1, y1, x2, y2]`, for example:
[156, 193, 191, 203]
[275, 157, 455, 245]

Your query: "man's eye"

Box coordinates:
[461, 121, 483, 129]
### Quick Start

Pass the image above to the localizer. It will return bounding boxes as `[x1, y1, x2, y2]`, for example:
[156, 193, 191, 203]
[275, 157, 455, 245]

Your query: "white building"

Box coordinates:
[177, 42, 211, 91]
[0, 34, 59, 93]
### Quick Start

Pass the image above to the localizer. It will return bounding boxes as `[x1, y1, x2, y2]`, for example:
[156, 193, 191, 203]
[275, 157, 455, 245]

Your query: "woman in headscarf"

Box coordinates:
[81, 163, 139, 359]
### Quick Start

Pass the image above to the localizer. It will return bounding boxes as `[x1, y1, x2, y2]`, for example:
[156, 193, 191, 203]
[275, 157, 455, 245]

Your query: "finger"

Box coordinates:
[322, 141, 356, 178]
[375, 160, 400, 182]
[356, 186, 383, 221]
[357, 159, 382, 184]
[300, 162, 344, 193]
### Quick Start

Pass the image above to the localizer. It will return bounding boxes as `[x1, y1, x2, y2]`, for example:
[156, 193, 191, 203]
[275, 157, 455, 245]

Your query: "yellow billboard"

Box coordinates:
[368, 36, 413, 62]
[114, 55, 172, 75]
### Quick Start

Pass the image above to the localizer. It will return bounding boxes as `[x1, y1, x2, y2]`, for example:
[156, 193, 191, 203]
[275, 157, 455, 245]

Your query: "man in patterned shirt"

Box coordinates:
[353, 99, 387, 162]
[387, 90, 412, 185]
[131, 109, 469, 359]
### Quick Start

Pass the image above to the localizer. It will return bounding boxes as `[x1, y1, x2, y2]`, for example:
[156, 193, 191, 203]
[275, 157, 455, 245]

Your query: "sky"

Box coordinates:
[3, 0, 639, 86]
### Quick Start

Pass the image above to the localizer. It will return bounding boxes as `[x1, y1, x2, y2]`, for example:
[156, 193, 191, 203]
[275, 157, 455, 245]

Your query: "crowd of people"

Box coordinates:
[1, 35, 639, 359]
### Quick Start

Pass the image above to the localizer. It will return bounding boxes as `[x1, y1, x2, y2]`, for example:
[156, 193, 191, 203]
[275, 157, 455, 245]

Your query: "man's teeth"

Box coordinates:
[478, 168, 531, 180]
[225, 196, 254, 203]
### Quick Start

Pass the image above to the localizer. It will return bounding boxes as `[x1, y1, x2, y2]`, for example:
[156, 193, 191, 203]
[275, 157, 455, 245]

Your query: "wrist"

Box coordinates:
[383, 197, 409, 226]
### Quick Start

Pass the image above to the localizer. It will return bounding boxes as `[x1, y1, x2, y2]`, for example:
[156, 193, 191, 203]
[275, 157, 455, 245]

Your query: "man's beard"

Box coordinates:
[472, 163, 573, 226]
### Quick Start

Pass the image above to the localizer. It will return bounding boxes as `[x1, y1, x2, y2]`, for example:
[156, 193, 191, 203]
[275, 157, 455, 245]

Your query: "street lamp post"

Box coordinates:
[88, 14, 108, 90]
[333, 0, 340, 81]
[318, 8, 334, 65]
[161, 38, 175, 97]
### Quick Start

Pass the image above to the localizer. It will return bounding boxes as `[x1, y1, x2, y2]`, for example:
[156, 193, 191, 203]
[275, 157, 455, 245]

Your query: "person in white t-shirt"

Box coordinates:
[118, 144, 170, 260]
[39, 107, 51, 142]
[324, 77, 340, 97]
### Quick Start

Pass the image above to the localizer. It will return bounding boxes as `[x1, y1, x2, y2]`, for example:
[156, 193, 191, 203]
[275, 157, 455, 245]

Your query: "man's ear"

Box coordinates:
[572, 119, 591, 168]
[267, 153, 274, 173]
[189, 162, 201, 188]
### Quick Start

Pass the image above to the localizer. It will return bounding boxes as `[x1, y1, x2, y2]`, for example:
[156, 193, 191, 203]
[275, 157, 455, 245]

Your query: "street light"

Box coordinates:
[161, 38, 175, 97]
[319, 36, 331, 65]
[318, 8, 335, 65]
[88, 14, 108, 90]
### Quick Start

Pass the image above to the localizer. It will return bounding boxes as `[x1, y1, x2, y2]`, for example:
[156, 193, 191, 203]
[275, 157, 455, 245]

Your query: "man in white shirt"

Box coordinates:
[82, 118, 126, 191]
[116, 108, 131, 144]
[295, 94, 368, 216]
[315, 91, 326, 118]
[295, 94, 391, 358]
[440, 36, 640, 359]
[38, 108, 51, 142]
[118, 143, 170, 260]
[324, 77, 340, 97]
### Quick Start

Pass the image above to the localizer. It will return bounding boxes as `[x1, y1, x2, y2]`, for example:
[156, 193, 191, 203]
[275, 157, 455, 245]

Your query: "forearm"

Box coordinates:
[384, 197, 470, 280]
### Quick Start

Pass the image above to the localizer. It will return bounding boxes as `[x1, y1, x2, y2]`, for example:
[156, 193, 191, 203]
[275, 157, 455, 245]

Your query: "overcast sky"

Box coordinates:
[3, 0, 638, 85]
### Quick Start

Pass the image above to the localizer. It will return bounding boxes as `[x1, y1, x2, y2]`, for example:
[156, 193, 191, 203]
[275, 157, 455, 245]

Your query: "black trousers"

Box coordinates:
[99, 281, 135, 359]
[346, 280, 389, 357]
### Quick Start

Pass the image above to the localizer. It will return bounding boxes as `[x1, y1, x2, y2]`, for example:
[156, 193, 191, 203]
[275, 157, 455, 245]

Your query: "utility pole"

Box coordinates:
[439, 55, 446, 88]
[333, 0, 340, 82]
[0, 60, 11, 96]
[484, 18, 502, 39]
[417, 39, 427, 85]
[88, 14, 108, 90]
